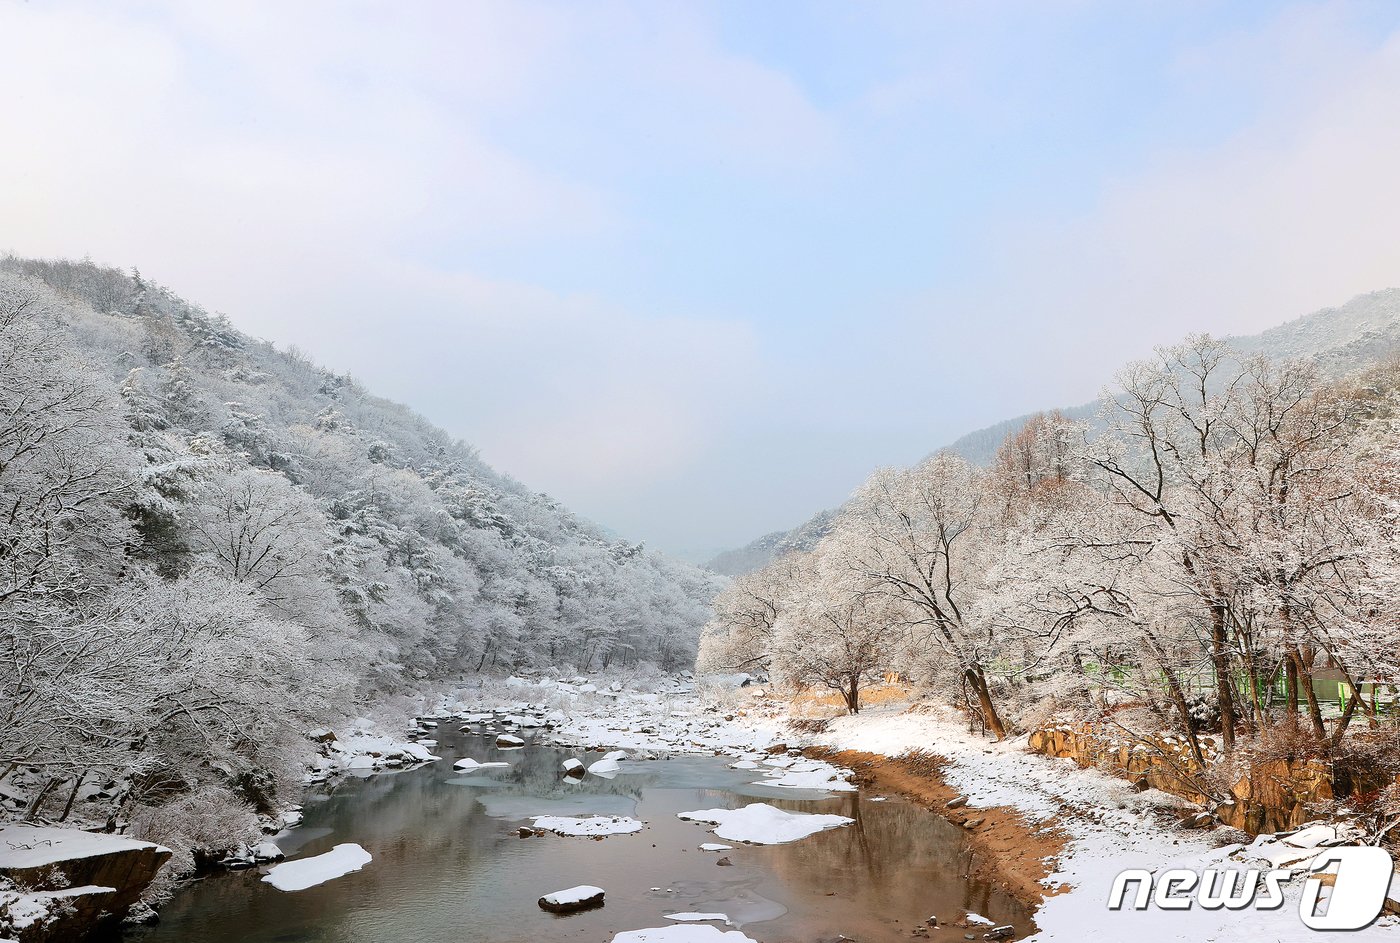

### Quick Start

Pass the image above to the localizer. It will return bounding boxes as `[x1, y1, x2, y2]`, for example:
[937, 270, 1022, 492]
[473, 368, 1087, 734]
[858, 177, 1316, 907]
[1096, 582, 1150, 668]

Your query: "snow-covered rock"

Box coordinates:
[0, 825, 171, 940]
[250, 841, 285, 863]
[538, 884, 605, 913]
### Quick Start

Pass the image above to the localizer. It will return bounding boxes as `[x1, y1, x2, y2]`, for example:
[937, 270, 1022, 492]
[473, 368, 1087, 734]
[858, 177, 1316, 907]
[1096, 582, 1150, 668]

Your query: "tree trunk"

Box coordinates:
[1292, 647, 1326, 739]
[843, 675, 861, 715]
[24, 776, 58, 822]
[1163, 663, 1207, 769]
[965, 667, 1006, 740]
[59, 773, 85, 822]
[1209, 604, 1236, 751]
[1242, 644, 1265, 729]
[1331, 686, 1363, 748]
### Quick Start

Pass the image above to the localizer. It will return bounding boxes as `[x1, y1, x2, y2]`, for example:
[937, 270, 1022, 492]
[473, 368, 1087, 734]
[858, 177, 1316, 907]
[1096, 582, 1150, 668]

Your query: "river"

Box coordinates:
[131, 725, 1035, 942]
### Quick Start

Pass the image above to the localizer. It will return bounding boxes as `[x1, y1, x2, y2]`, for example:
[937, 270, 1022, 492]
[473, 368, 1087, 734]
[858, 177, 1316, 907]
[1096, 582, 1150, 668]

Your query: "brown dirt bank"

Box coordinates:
[812, 748, 1068, 911]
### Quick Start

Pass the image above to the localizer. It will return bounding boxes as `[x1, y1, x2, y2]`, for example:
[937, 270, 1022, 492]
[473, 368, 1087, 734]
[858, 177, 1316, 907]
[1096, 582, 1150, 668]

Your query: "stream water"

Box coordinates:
[131, 727, 1035, 942]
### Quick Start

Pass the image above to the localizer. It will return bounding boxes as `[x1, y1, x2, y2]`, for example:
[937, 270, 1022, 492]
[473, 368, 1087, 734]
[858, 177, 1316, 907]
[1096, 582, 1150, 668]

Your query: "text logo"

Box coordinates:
[1108, 847, 1394, 931]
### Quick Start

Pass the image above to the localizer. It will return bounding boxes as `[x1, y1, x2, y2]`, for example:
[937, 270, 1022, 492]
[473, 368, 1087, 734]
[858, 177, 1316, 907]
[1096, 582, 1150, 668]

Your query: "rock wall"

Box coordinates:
[1027, 724, 1333, 834]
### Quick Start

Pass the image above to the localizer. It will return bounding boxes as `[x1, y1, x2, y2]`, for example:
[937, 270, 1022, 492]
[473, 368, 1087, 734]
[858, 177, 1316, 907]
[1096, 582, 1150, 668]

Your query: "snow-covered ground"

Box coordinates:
[795, 703, 1400, 942]
[0, 824, 170, 869]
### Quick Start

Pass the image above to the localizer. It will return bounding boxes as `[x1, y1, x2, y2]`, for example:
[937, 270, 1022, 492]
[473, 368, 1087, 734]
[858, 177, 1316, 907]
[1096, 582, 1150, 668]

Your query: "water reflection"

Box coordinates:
[131, 729, 1035, 943]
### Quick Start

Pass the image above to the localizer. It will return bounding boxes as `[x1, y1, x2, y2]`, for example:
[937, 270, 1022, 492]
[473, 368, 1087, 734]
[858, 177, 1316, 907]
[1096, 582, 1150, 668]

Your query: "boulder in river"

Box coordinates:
[538, 884, 605, 913]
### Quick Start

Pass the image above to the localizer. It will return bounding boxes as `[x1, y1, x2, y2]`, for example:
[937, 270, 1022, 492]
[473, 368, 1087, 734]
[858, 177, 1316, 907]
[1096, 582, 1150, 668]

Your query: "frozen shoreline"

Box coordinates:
[772, 701, 1400, 942]
[457, 675, 1400, 942]
[50, 673, 1388, 943]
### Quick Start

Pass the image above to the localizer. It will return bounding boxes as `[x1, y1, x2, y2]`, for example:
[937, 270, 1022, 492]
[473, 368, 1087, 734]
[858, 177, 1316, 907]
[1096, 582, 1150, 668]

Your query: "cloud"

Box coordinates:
[900, 7, 1400, 417]
[0, 1, 774, 537]
[4, 1, 1400, 557]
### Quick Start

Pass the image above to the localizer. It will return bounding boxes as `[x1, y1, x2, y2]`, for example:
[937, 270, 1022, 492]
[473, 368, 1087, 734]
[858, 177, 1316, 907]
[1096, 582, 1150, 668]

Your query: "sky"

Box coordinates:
[4, 1, 1400, 561]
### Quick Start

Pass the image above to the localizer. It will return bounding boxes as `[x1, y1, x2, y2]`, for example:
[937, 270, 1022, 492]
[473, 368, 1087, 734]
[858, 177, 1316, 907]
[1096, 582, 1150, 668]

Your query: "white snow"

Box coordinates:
[1281, 823, 1336, 847]
[588, 756, 622, 776]
[261, 843, 372, 891]
[0, 825, 169, 868]
[540, 884, 604, 906]
[530, 815, 645, 837]
[250, 841, 284, 862]
[2, 885, 115, 931]
[698, 842, 732, 851]
[307, 725, 441, 781]
[752, 758, 855, 792]
[613, 928, 757, 943]
[666, 913, 731, 923]
[795, 702, 1400, 943]
[453, 757, 510, 771]
[561, 758, 585, 773]
[496, 734, 525, 747]
[677, 803, 852, 844]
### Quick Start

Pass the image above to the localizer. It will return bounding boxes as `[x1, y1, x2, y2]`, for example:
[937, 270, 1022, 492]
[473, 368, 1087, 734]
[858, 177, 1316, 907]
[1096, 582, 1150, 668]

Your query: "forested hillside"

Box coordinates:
[710, 288, 1400, 576]
[0, 257, 719, 847]
[703, 510, 835, 577]
[700, 338, 1400, 802]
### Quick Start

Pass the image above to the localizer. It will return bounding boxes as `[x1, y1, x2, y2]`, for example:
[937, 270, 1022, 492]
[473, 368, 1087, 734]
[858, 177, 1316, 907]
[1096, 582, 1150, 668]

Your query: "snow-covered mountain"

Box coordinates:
[707, 288, 1400, 575]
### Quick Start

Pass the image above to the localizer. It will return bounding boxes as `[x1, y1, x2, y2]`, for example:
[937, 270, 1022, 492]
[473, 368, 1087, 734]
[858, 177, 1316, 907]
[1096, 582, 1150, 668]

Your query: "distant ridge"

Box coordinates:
[703, 510, 836, 577]
[705, 288, 1400, 576]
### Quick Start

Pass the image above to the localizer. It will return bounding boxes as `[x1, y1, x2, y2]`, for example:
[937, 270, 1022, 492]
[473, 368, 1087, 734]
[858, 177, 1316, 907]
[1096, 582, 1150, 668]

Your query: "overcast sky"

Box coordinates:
[5, 1, 1400, 560]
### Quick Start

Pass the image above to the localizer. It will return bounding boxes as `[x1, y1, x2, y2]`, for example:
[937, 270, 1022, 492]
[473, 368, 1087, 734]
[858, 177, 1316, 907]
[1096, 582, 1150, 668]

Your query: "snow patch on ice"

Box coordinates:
[613, 927, 757, 943]
[677, 803, 851, 844]
[530, 815, 645, 837]
[261, 843, 371, 891]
